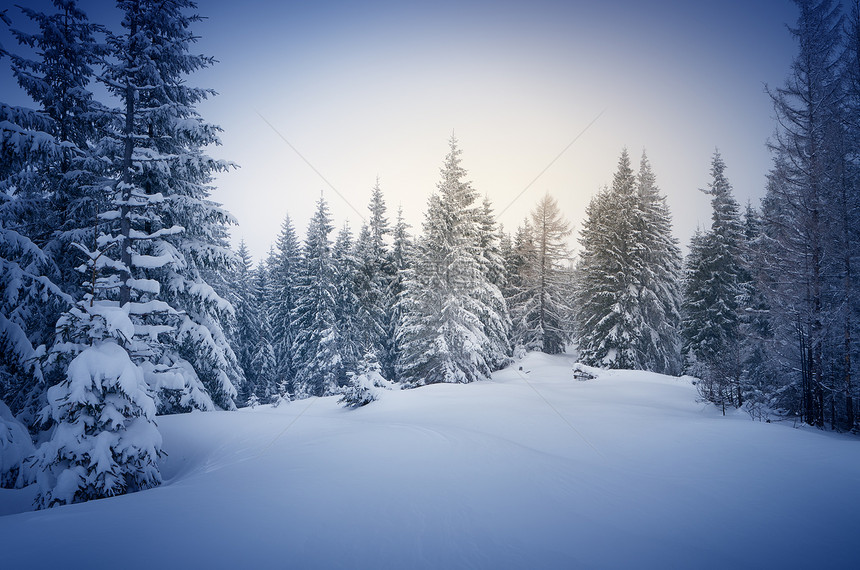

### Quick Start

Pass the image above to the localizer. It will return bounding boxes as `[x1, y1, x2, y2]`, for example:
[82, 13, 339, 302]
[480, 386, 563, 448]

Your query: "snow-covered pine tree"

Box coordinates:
[269, 214, 301, 396]
[243, 258, 277, 403]
[508, 194, 572, 355]
[474, 195, 512, 368]
[228, 240, 264, 405]
[838, 0, 860, 430]
[388, 204, 413, 380]
[504, 221, 536, 355]
[575, 151, 640, 369]
[353, 181, 396, 378]
[0, 1, 103, 423]
[33, 241, 162, 508]
[575, 149, 681, 374]
[634, 152, 683, 375]
[737, 203, 778, 417]
[396, 136, 507, 385]
[681, 151, 746, 410]
[291, 196, 341, 397]
[333, 222, 363, 385]
[764, 0, 847, 426]
[99, 0, 241, 412]
[9, 0, 107, 295]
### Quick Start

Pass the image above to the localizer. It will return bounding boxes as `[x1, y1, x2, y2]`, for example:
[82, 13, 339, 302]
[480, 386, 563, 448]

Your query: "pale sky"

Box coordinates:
[1, 0, 800, 261]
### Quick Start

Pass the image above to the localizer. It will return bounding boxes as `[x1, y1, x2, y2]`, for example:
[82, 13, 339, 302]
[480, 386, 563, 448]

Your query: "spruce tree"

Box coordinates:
[99, 0, 242, 411]
[764, 0, 846, 426]
[508, 194, 572, 355]
[333, 222, 363, 385]
[269, 214, 301, 395]
[353, 181, 396, 378]
[0, 0, 102, 423]
[396, 136, 508, 385]
[575, 149, 681, 374]
[575, 151, 641, 369]
[681, 151, 746, 409]
[291, 197, 341, 397]
[634, 153, 683, 374]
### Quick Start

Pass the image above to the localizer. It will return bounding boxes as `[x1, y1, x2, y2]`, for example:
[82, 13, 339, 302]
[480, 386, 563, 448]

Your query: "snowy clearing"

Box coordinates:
[1, 352, 858, 569]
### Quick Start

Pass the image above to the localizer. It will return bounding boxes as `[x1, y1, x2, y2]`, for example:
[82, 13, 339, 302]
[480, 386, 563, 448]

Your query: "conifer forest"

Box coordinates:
[1, 0, 858, 523]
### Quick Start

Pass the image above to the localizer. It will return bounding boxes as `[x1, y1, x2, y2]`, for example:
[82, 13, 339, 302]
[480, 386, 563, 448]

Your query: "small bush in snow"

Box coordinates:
[32, 341, 162, 508]
[340, 368, 394, 408]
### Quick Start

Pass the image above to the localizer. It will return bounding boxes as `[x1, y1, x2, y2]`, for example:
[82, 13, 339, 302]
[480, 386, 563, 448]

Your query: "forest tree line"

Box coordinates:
[0, 0, 857, 508]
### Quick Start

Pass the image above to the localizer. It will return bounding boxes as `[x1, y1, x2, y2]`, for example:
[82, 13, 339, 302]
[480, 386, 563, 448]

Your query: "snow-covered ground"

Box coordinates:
[2, 353, 858, 569]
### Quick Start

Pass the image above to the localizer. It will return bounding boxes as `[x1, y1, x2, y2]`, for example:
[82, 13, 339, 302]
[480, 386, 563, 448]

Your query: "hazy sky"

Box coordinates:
[1, 0, 800, 261]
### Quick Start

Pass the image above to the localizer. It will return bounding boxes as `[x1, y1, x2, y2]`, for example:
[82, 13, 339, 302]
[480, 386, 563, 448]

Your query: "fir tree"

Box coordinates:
[333, 222, 363, 385]
[269, 214, 301, 395]
[353, 181, 396, 378]
[682, 152, 746, 410]
[99, 0, 242, 411]
[0, 1, 102, 423]
[396, 136, 508, 385]
[764, 0, 847, 426]
[509, 194, 572, 355]
[575, 149, 681, 374]
[34, 242, 163, 508]
[291, 197, 341, 397]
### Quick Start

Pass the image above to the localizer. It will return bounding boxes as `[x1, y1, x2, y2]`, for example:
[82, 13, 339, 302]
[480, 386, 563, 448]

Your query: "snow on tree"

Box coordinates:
[33, 237, 163, 507]
[396, 136, 509, 386]
[9, 0, 107, 294]
[269, 214, 302, 396]
[332, 222, 363, 385]
[633, 153, 683, 374]
[339, 353, 395, 408]
[682, 151, 747, 411]
[98, 0, 242, 411]
[763, 0, 850, 427]
[473, 195, 512, 369]
[0, 399, 34, 489]
[507, 194, 572, 355]
[575, 149, 681, 374]
[33, 339, 162, 508]
[353, 181, 396, 378]
[291, 196, 342, 397]
[228, 240, 271, 405]
[0, 1, 101, 423]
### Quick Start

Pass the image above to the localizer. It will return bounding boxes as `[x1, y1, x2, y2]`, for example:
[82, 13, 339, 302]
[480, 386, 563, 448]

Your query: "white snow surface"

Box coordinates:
[1, 352, 858, 568]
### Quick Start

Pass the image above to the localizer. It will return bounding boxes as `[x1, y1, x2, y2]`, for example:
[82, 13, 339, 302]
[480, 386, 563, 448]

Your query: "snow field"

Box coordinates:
[1, 352, 858, 569]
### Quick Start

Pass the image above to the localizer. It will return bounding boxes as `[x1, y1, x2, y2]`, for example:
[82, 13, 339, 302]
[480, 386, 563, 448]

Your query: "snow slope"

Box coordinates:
[1, 353, 858, 569]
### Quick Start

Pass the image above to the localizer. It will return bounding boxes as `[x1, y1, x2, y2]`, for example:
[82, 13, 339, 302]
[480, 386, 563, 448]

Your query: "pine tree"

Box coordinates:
[388, 205, 413, 380]
[353, 181, 395, 378]
[764, 0, 846, 426]
[634, 153, 683, 374]
[0, 1, 103, 423]
[291, 197, 341, 397]
[508, 194, 572, 355]
[99, 0, 242, 411]
[249, 260, 278, 402]
[269, 214, 301, 395]
[333, 222, 363, 385]
[396, 136, 508, 385]
[681, 151, 746, 410]
[228, 240, 263, 404]
[34, 242, 163, 508]
[575, 151, 640, 369]
[575, 149, 681, 374]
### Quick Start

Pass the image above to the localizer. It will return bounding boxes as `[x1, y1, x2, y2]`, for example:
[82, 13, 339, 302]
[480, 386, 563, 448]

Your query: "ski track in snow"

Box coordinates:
[1, 352, 858, 569]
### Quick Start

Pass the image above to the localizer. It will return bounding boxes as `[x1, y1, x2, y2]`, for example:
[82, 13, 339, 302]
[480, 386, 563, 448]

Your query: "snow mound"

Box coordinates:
[1, 354, 858, 568]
